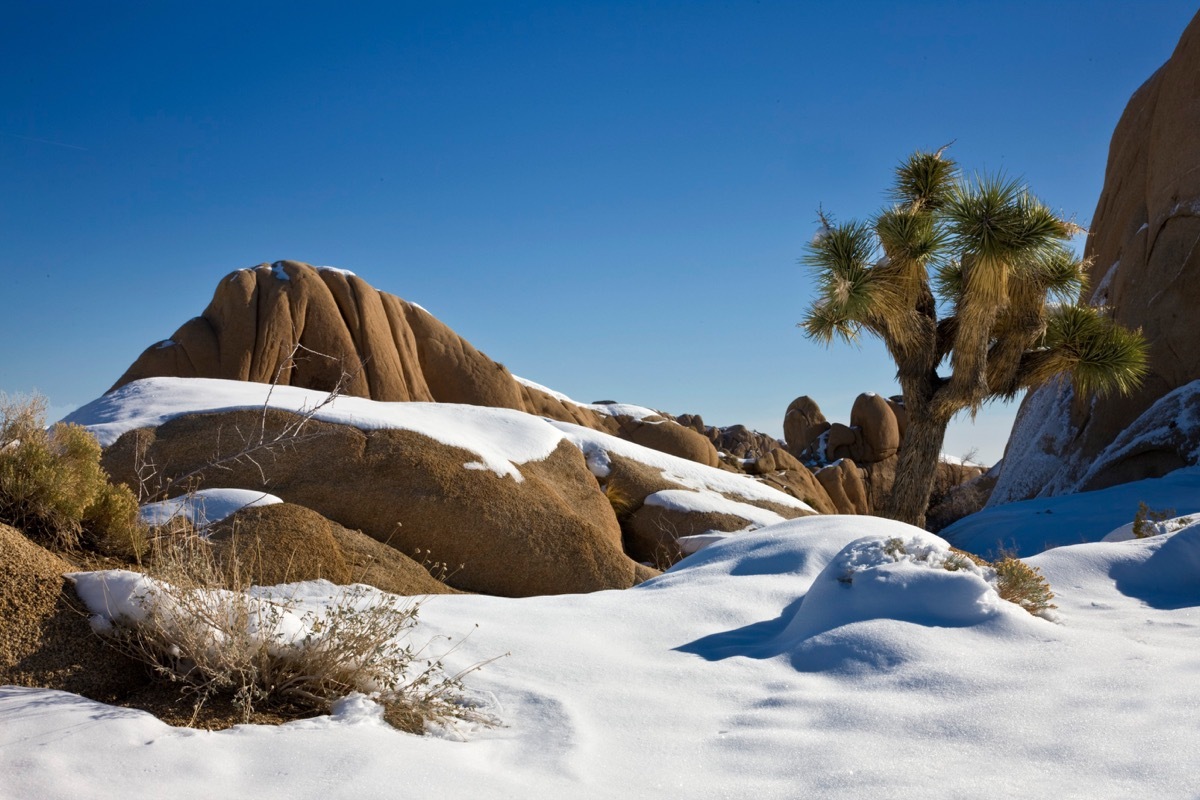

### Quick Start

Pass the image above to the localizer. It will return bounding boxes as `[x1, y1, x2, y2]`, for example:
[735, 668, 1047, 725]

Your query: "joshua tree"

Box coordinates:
[801, 147, 1147, 527]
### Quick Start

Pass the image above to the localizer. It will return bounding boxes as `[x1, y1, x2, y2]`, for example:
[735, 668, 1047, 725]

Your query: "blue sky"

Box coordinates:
[2, 1, 1195, 463]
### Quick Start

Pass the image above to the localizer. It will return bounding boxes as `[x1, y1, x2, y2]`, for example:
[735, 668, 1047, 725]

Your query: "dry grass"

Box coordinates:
[106, 521, 498, 731]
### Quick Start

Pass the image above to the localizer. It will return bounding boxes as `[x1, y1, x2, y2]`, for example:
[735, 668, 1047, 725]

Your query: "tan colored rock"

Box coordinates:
[850, 393, 901, 462]
[102, 410, 638, 598]
[815, 459, 870, 515]
[0, 524, 146, 701]
[627, 504, 762, 566]
[618, 418, 721, 468]
[208, 503, 457, 595]
[826, 422, 862, 462]
[783, 396, 830, 458]
[996, 12, 1200, 500]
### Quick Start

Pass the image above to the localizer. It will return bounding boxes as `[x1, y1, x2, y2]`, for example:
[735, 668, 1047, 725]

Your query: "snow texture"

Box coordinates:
[644, 489, 788, 527]
[138, 488, 283, 530]
[987, 378, 1076, 505]
[7, 510, 1200, 798]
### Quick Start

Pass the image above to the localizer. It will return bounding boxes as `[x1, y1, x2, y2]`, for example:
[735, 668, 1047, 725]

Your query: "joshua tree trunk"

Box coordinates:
[880, 406, 951, 527]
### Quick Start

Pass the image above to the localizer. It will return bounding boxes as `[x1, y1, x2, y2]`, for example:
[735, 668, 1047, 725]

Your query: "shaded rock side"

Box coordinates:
[102, 409, 639, 598]
[207, 503, 458, 596]
[0, 524, 147, 701]
[994, 11, 1200, 502]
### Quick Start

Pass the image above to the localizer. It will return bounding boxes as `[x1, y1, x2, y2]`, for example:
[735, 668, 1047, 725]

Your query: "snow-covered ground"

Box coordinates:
[3, 378, 1197, 797]
[4, 509, 1199, 798]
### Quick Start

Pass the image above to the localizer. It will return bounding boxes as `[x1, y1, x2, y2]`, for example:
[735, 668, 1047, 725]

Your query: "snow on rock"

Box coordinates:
[512, 374, 669, 421]
[644, 489, 788, 527]
[988, 378, 1076, 505]
[65, 377, 809, 513]
[138, 488, 282, 530]
[549, 418, 814, 512]
[315, 265, 357, 277]
[64, 377, 565, 482]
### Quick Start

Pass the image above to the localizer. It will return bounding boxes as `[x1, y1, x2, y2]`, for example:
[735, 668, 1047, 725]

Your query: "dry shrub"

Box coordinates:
[993, 556, 1056, 616]
[108, 524, 497, 731]
[0, 394, 144, 555]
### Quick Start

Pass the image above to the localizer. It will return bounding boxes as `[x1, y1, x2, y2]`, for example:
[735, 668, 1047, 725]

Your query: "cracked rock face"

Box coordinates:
[992, 11, 1200, 503]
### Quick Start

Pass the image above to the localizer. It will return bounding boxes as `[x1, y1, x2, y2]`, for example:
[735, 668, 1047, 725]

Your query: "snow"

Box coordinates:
[63, 377, 566, 482]
[644, 489, 788, 527]
[512, 374, 676, 421]
[270, 262, 290, 282]
[548, 418, 814, 512]
[138, 488, 283, 530]
[315, 265, 357, 277]
[6, 511, 1200, 797]
[63, 377, 808, 511]
[944, 466, 1200, 557]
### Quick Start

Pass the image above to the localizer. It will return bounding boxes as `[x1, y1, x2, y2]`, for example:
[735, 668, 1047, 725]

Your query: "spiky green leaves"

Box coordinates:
[1038, 304, 1148, 396]
[801, 220, 878, 343]
[875, 205, 947, 269]
[942, 176, 1073, 267]
[890, 148, 959, 211]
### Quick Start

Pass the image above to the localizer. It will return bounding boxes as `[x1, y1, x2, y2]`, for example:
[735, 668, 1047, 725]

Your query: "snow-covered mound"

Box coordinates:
[7, 512, 1199, 797]
[138, 488, 282, 530]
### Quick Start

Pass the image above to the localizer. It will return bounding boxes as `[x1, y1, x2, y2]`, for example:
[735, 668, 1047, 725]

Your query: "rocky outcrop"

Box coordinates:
[788, 393, 984, 515]
[783, 397, 830, 459]
[102, 409, 641, 597]
[114, 261, 823, 503]
[991, 12, 1200, 503]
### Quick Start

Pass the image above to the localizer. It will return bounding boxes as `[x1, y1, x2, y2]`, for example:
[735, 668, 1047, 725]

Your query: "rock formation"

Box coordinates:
[115, 261, 836, 518]
[991, 10, 1200, 504]
[102, 409, 643, 597]
[786, 392, 985, 515]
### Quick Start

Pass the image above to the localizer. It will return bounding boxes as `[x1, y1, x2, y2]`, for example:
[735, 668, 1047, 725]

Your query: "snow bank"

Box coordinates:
[944, 466, 1200, 557]
[138, 488, 282, 530]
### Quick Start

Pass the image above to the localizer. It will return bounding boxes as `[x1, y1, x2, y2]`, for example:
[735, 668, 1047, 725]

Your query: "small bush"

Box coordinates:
[1132, 501, 1176, 539]
[993, 557, 1056, 616]
[0, 394, 144, 554]
[107, 526, 495, 731]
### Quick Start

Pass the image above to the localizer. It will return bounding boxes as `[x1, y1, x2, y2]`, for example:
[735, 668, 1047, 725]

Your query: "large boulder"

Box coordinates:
[815, 460, 870, 515]
[992, 11, 1200, 503]
[115, 261, 778, 482]
[850, 393, 901, 461]
[783, 396, 830, 459]
[102, 409, 640, 598]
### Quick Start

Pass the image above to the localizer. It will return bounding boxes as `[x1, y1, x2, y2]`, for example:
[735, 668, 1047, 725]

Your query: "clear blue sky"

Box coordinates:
[2, 1, 1195, 464]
